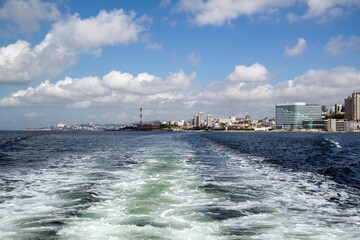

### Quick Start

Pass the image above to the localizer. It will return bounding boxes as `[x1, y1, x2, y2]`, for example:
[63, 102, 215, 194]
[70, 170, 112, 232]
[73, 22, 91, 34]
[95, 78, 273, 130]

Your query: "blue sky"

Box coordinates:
[1, 0, 360, 129]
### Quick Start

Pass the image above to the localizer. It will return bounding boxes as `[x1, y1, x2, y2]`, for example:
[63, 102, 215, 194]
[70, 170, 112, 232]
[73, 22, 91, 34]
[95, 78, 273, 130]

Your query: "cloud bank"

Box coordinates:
[196, 63, 360, 117]
[0, 9, 147, 84]
[0, 70, 196, 108]
[2, 63, 360, 119]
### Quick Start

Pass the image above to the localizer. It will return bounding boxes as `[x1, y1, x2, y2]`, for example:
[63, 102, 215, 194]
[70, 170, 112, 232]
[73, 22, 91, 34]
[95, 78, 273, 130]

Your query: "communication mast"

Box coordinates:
[140, 107, 143, 126]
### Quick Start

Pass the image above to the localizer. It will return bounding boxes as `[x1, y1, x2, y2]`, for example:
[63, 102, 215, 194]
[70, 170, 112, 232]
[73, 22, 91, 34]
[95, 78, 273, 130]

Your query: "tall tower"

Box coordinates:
[140, 107, 143, 126]
[197, 112, 203, 127]
[206, 114, 213, 127]
[345, 92, 360, 121]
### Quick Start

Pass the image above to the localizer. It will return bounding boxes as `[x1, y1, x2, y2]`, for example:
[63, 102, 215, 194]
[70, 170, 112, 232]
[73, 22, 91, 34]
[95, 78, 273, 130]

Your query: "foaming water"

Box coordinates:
[325, 137, 342, 149]
[194, 137, 360, 239]
[0, 131, 359, 239]
[58, 135, 225, 239]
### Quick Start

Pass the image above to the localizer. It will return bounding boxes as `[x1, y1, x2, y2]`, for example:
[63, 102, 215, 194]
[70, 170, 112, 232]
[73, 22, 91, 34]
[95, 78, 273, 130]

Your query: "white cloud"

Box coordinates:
[325, 35, 360, 56]
[287, 0, 360, 23]
[285, 37, 307, 57]
[176, 0, 292, 26]
[49, 9, 146, 49]
[188, 52, 201, 68]
[199, 64, 360, 118]
[103, 70, 195, 95]
[0, 40, 39, 84]
[228, 63, 269, 82]
[0, 0, 60, 35]
[0, 9, 147, 84]
[0, 70, 195, 108]
[2, 62, 360, 120]
[301, 0, 360, 23]
[176, 0, 360, 26]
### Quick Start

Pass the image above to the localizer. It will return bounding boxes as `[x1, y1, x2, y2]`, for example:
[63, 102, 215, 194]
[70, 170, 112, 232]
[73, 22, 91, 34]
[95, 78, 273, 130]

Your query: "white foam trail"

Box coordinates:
[58, 135, 226, 239]
[0, 152, 107, 239]
[325, 137, 342, 148]
[1, 133, 359, 240]
[330, 139, 342, 148]
[202, 137, 360, 239]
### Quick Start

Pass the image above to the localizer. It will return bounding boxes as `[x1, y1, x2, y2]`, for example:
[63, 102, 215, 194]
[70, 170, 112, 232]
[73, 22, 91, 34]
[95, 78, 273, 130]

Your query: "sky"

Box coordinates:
[0, 0, 360, 129]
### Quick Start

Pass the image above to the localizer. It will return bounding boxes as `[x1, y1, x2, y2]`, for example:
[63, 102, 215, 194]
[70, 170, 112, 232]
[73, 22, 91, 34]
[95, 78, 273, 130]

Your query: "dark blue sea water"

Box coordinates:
[0, 131, 359, 239]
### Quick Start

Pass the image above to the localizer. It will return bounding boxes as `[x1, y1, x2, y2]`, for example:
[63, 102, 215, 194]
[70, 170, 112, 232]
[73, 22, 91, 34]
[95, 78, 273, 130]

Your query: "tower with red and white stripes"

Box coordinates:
[140, 107, 143, 126]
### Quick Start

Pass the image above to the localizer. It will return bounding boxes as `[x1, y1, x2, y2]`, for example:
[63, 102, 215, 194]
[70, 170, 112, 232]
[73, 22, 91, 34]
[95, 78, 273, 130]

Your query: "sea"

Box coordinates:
[0, 131, 359, 240]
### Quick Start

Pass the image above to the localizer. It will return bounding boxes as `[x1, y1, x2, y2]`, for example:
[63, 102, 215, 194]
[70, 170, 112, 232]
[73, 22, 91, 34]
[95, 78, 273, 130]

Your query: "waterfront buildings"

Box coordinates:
[275, 102, 322, 130]
[344, 92, 360, 121]
[326, 119, 348, 132]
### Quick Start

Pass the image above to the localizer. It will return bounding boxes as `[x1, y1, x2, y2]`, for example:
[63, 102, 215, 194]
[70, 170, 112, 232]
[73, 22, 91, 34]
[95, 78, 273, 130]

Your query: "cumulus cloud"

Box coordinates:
[228, 63, 269, 82]
[49, 9, 146, 49]
[0, 9, 147, 84]
[199, 64, 360, 117]
[103, 70, 194, 95]
[285, 37, 307, 57]
[2, 62, 360, 120]
[0, 0, 60, 35]
[0, 70, 195, 108]
[325, 35, 360, 56]
[176, 0, 360, 26]
[273, 66, 360, 102]
[176, 0, 291, 26]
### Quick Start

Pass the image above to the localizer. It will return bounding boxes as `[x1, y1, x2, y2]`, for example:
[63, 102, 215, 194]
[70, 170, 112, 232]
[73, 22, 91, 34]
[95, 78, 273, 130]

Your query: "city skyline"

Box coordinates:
[1, 0, 360, 129]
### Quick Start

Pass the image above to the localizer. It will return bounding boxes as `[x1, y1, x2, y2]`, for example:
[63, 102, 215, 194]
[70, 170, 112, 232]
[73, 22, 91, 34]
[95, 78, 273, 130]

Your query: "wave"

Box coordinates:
[324, 137, 342, 149]
[1, 131, 360, 239]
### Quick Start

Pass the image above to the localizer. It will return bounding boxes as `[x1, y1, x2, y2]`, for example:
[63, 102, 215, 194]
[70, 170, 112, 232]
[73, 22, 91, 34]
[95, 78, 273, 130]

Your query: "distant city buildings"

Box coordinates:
[274, 91, 360, 132]
[29, 91, 360, 132]
[186, 112, 274, 131]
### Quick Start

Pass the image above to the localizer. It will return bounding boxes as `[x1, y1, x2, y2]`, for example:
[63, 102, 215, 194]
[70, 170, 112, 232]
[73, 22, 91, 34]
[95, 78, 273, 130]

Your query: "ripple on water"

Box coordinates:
[0, 132, 359, 240]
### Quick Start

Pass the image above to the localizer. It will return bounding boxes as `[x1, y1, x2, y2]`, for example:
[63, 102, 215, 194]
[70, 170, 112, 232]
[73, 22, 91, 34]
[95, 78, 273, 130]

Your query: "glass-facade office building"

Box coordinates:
[275, 102, 322, 130]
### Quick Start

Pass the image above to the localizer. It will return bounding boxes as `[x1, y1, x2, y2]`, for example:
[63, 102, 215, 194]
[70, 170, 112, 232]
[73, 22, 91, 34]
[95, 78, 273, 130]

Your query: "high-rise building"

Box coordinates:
[196, 112, 203, 127]
[192, 115, 197, 126]
[275, 102, 322, 130]
[206, 114, 213, 127]
[344, 92, 360, 121]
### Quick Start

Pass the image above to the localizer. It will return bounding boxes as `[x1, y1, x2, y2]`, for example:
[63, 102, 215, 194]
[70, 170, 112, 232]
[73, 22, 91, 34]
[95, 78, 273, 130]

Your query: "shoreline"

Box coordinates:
[8, 129, 359, 133]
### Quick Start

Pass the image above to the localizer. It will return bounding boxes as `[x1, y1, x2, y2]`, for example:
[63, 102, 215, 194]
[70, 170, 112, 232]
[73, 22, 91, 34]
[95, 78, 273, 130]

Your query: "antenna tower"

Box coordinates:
[140, 107, 143, 126]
